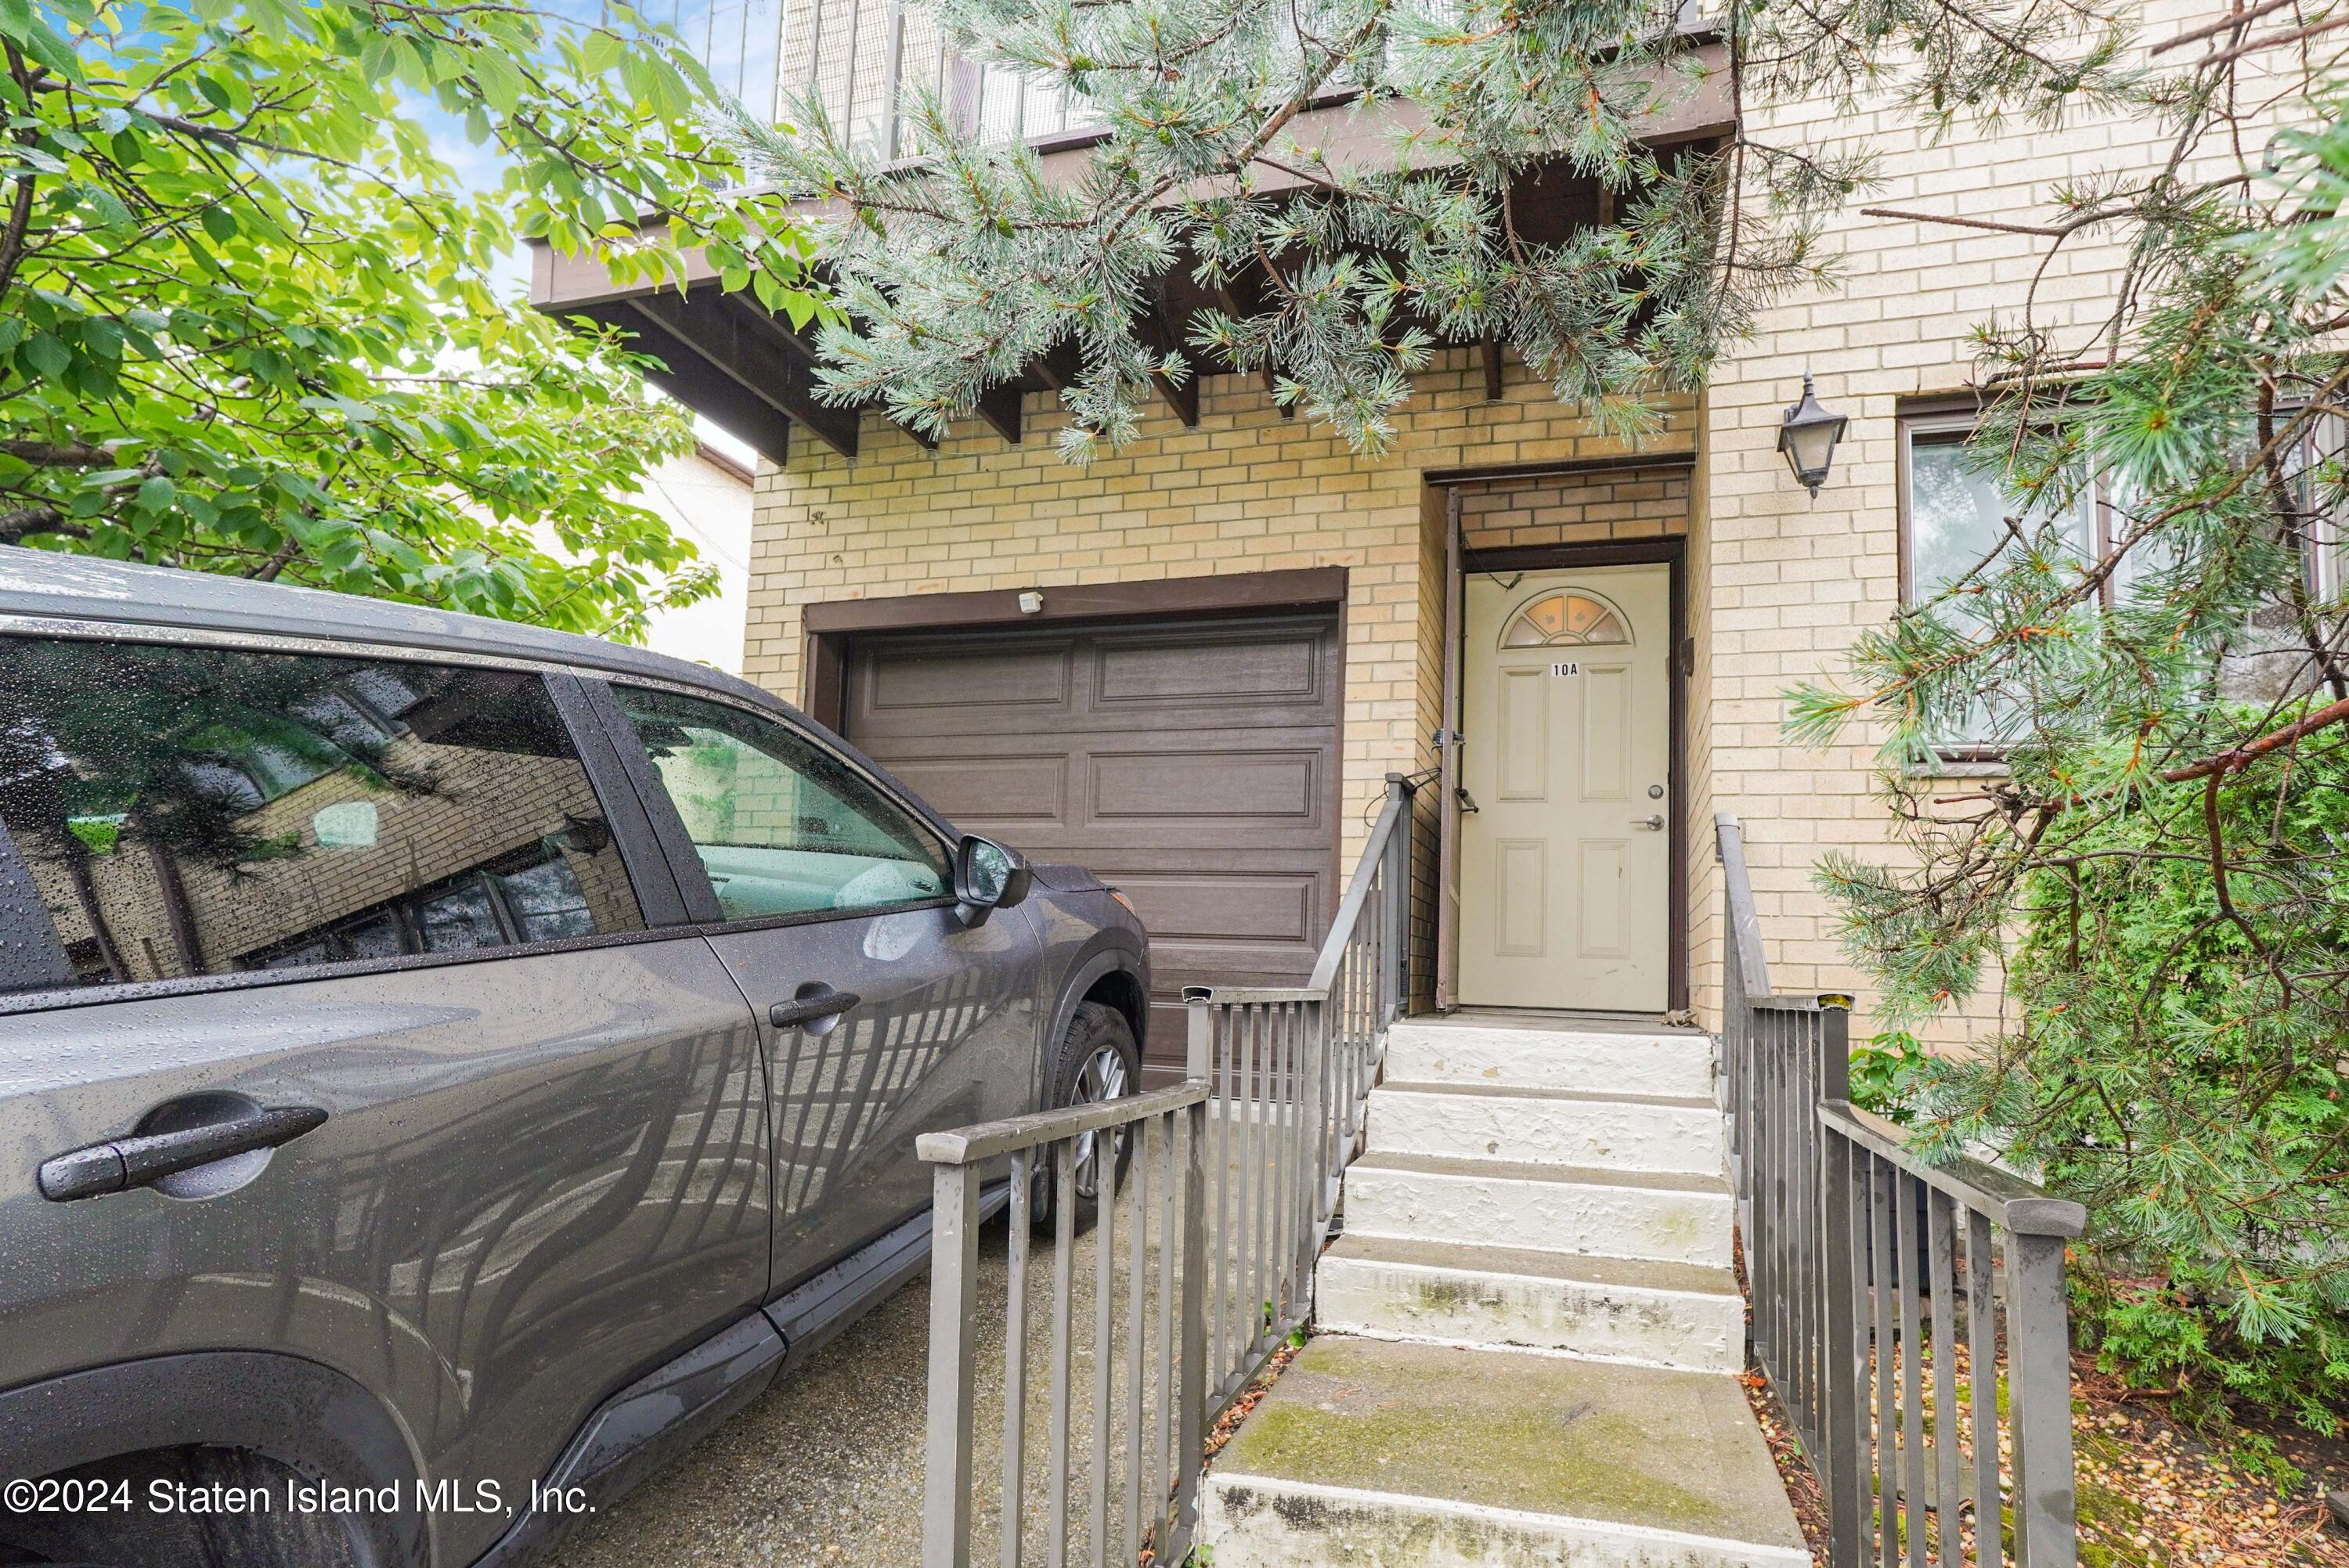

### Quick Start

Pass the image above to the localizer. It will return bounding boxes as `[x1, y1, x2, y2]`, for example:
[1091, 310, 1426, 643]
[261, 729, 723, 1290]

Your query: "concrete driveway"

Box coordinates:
[547, 1115, 1297, 1568]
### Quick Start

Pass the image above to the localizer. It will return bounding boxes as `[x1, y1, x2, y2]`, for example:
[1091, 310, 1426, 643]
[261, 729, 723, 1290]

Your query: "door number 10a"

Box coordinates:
[1549, 661, 1581, 677]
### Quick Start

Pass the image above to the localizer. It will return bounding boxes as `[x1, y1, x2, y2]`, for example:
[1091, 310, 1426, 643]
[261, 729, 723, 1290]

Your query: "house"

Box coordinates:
[633, 438, 759, 675]
[528, 0, 2232, 1076]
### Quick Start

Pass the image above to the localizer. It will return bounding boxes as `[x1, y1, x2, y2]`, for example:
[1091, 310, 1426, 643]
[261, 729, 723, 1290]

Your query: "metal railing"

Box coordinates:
[1719, 813, 2084, 1568]
[684, 0, 1104, 157]
[687, 0, 1709, 160]
[916, 776, 1414, 1568]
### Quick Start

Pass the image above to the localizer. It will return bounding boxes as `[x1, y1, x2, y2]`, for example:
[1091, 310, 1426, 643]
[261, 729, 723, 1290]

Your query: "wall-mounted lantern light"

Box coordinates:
[1777, 373, 1847, 497]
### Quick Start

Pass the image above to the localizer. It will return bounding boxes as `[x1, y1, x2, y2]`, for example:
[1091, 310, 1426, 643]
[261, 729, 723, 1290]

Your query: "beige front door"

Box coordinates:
[1458, 564, 1671, 1011]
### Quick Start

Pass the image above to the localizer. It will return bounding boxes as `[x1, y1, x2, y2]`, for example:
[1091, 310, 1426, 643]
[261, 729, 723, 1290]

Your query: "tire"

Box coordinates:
[1033, 1001, 1140, 1232]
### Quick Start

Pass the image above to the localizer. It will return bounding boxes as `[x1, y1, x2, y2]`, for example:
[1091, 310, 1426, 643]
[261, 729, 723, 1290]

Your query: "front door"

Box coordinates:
[1459, 564, 1671, 1011]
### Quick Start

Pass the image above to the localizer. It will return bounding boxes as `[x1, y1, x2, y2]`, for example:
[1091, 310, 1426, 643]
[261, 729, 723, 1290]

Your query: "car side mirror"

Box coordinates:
[953, 834, 1031, 925]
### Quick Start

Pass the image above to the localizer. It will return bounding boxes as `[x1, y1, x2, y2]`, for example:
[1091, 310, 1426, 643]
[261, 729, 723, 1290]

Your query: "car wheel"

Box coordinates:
[1034, 1001, 1139, 1231]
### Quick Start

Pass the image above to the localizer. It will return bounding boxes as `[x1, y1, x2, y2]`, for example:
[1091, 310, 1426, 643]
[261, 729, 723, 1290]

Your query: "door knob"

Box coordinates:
[39, 1105, 329, 1202]
[1631, 813, 1665, 831]
[770, 987, 862, 1029]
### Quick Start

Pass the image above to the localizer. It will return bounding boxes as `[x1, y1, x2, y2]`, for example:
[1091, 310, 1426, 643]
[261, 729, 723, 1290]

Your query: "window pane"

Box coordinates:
[612, 686, 951, 920]
[0, 640, 646, 1000]
[1905, 428, 2094, 748]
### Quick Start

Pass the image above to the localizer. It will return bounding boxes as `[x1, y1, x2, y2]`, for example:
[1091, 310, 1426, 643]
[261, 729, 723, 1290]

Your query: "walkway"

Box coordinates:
[1202, 1011, 1809, 1566]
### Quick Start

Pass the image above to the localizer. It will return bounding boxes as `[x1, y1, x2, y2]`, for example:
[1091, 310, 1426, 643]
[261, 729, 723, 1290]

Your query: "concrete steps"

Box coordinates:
[1202, 1336, 1806, 1568]
[1366, 1080, 1727, 1175]
[1340, 1150, 1736, 1268]
[1313, 1233, 1745, 1373]
[1384, 1018, 1716, 1099]
[1200, 1014, 1799, 1566]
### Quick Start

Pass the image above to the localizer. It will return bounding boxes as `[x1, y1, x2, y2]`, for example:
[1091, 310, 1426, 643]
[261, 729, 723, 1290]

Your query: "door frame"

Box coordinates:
[1448, 535, 1689, 1015]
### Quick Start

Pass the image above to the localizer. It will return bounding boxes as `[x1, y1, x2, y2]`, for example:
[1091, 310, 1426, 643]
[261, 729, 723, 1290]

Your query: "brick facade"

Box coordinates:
[745, 362, 1696, 877]
[740, 4, 2239, 1043]
[1693, 0, 2239, 1045]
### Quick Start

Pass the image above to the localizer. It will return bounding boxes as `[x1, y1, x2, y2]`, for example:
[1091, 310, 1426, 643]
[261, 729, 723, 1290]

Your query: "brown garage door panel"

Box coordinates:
[881, 753, 1070, 823]
[1092, 749, 1321, 820]
[1104, 871, 1320, 946]
[841, 609, 1343, 1083]
[864, 638, 1077, 713]
[1094, 629, 1324, 705]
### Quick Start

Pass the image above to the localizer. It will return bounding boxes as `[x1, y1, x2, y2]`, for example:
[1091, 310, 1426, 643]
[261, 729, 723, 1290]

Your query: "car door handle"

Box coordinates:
[769, 989, 861, 1029]
[38, 1105, 330, 1203]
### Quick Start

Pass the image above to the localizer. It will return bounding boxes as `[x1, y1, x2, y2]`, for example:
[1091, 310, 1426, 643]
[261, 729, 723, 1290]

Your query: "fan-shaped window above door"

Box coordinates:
[1499, 591, 1631, 648]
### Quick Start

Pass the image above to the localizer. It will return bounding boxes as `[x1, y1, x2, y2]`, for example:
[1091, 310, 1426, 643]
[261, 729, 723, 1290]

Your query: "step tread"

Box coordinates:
[1210, 1335, 1804, 1551]
[1391, 1011, 1709, 1038]
[1348, 1149, 1733, 1197]
[1375, 1079, 1716, 1111]
[1322, 1233, 1740, 1297]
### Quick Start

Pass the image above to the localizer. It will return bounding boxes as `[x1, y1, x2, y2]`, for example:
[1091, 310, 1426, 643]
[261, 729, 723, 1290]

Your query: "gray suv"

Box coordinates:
[0, 557, 1149, 1568]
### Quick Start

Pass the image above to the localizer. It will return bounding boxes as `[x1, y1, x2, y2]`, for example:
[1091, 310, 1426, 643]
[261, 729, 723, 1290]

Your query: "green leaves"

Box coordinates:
[0, 0, 819, 643]
[471, 49, 524, 114]
[719, 0, 1755, 458]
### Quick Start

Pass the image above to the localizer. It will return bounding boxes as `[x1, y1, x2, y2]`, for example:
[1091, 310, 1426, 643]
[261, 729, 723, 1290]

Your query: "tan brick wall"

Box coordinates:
[1696, 0, 2257, 1046]
[742, 9, 2255, 1036]
[745, 352, 1695, 893]
[1458, 464, 1690, 553]
[1683, 395, 1722, 1029]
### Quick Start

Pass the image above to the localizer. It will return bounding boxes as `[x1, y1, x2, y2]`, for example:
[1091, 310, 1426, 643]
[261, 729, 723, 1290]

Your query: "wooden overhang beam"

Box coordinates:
[630, 285, 863, 458]
[527, 50, 1733, 452]
[976, 383, 1023, 445]
[564, 301, 796, 464]
[1140, 280, 1201, 428]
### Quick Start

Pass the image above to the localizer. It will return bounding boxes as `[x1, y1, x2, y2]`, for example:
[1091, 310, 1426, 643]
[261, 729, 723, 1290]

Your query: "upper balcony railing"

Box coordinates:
[673, 0, 1705, 161]
[674, 0, 1103, 159]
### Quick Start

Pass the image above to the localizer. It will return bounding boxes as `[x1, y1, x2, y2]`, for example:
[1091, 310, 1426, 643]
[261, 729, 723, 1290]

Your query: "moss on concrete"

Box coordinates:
[1212, 1336, 1805, 1547]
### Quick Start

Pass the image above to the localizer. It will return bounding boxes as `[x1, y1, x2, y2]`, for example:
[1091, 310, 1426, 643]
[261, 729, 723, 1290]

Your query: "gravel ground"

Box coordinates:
[546, 1119, 1292, 1568]
[544, 1217, 1092, 1568]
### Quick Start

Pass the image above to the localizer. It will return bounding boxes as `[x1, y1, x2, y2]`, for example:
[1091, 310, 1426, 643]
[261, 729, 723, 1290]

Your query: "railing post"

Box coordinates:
[1296, 998, 1327, 1294]
[1186, 989, 1212, 1080]
[2006, 1229, 2078, 1568]
[1817, 1000, 1866, 1568]
[1381, 773, 1410, 1022]
[1174, 1093, 1209, 1555]
[922, 1162, 981, 1568]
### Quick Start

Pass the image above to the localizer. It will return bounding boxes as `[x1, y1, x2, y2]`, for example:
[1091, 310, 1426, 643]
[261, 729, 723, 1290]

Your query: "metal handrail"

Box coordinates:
[1719, 812, 2078, 1568]
[1820, 1101, 2086, 1240]
[1306, 787, 1411, 994]
[917, 1081, 1211, 1167]
[917, 775, 1416, 1568]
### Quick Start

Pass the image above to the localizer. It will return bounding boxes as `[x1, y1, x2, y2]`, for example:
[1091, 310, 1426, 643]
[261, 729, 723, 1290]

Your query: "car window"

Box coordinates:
[609, 685, 950, 921]
[0, 638, 645, 1000]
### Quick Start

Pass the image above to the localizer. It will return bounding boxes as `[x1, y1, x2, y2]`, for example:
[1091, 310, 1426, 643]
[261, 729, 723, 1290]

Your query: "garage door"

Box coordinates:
[842, 612, 1343, 1080]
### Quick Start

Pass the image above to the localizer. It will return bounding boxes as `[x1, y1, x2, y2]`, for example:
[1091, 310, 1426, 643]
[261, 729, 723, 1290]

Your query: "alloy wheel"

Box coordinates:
[1067, 1044, 1131, 1201]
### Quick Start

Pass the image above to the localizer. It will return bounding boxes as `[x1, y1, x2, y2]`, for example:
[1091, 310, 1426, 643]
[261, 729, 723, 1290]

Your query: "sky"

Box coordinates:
[408, 51, 761, 470]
